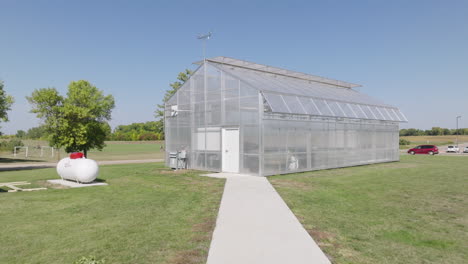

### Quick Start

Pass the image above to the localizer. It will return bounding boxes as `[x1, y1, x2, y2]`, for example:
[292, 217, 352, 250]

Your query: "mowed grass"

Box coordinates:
[270, 155, 468, 264]
[87, 141, 164, 161]
[0, 163, 224, 264]
[0, 140, 165, 163]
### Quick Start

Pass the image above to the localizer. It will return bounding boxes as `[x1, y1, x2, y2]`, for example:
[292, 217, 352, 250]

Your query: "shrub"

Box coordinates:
[0, 139, 24, 152]
[399, 138, 411, 145]
[138, 132, 158, 141]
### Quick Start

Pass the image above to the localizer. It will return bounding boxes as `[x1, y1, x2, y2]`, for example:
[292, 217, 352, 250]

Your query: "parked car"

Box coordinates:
[407, 145, 439, 155]
[446, 146, 459, 153]
[463, 146, 468, 153]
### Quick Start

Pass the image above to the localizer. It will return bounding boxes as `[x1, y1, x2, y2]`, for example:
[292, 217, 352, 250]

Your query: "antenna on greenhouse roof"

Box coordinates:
[197, 31, 212, 62]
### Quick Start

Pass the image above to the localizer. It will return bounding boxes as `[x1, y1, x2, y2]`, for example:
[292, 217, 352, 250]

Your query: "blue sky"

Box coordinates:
[1, 0, 467, 134]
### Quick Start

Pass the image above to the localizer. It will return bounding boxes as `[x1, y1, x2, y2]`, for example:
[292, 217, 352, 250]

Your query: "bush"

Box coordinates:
[399, 138, 411, 145]
[138, 132, 158, 141]
[0, 139, 24, 152]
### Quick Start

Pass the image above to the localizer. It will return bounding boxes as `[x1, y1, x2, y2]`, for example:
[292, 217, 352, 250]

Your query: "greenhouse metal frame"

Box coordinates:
[165, 56, 407, 176]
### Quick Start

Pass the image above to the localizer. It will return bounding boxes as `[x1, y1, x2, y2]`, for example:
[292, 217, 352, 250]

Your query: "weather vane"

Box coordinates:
[197, 31, 212, 61]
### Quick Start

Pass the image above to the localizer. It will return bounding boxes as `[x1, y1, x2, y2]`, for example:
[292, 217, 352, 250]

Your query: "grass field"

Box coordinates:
[270, 155, 468, 263]
[0, 140, 165, 163]
[0, 163, 224, 264]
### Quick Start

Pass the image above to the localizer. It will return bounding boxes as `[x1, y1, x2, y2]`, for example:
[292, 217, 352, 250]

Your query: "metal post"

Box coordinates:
[456, 116, 461, 147]
[197, 32, 211, 170]
[197, 31, 212, 61]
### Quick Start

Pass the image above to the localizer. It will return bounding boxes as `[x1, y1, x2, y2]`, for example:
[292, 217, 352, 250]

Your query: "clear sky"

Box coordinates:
[1, 0, 467, 134]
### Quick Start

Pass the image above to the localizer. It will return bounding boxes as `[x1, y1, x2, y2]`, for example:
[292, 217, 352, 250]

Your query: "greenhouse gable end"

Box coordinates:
[165, 56, 407, 176]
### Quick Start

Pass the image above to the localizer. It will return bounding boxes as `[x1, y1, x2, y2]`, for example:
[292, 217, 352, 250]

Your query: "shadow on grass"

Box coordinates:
[94, 178, 106, 183]
[0, 158, 46, 163]
[0, 165, 55, 172]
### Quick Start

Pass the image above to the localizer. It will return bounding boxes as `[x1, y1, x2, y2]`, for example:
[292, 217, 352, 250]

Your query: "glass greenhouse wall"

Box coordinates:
[165, 57, 406, 176]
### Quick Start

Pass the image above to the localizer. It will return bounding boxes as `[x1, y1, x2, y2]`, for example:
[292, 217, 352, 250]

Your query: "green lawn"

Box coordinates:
[86, 141, 164, 161]
[0, 163, 224, 264]
[0, 140, 165, 163]
[270, 155, 468, 264]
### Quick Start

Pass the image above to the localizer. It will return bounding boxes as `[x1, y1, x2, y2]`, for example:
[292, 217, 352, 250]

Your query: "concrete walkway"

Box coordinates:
[0, 159, 163, 171]
[204, 173, 331, 264]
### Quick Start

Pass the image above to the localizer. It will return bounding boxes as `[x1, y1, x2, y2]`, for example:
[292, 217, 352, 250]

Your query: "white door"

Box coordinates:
[222, 128, 239, 173]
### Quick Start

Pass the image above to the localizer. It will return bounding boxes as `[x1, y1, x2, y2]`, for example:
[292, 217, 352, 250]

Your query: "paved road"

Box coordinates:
[204, 173, 331, 264]
[0, 159, 164, 171]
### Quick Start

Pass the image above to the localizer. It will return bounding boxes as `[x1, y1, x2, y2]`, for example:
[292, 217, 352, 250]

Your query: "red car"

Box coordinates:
[407, 145, 439, 155]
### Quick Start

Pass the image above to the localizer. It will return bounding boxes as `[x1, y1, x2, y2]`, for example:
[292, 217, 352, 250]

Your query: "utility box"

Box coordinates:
[169, 152, 178, 169]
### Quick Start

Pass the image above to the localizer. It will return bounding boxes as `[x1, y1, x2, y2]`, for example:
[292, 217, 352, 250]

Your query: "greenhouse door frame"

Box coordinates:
[222, 128, 239, 173]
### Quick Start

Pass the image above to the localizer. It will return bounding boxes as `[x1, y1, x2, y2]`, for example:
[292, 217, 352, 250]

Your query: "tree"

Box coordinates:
[427, 127, 443, 136]
[0, 80, 14, 123]
[111, 121, 161, 141]
[26, 125, 48, 139]
[27, 80, 115, 157]
[15, 130, 26, 138]
[154, 70, 192, 138]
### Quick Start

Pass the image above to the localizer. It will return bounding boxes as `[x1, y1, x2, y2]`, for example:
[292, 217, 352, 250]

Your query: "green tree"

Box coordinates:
[26, 125, 48, 139]
[15, 130, 26, 138]
[111, 121, 162, 141]
[27, 80, 115, 157]
[154, 70, 192, 138]
[0, 80, 14, 124]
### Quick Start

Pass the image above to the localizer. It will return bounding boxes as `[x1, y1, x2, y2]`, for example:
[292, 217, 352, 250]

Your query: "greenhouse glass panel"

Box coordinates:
[327, 101, 345, 117]
[386, 108, 400, 121]
[379, 107, 393, 121]
[298, 97, 321, 115]
[263, 92, 289, 113]
[361, 105, 376, 119]
[369, 106, 384, 120]
[282, 95, 307, 114]
[393, 109, 408, 122]
[349, 103, 368, 119]
[338, 102, 357, 118]
[313, 99, 334, 116]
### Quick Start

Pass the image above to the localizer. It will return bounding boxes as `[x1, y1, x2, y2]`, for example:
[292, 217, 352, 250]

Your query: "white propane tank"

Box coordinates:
[56, 157, 99, 183]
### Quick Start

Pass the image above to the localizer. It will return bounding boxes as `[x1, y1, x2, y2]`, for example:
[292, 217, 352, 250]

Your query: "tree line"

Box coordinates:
[400, 127, 468, 136]
[12, 121, 164, 141]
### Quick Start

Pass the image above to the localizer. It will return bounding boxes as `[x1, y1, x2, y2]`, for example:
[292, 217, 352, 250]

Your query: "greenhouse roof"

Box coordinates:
[195, 57, 407, 122]
[196, 56, 361, 88]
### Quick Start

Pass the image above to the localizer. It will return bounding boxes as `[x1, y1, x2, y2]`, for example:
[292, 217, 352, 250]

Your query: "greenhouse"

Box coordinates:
[165, 56, 407, 176]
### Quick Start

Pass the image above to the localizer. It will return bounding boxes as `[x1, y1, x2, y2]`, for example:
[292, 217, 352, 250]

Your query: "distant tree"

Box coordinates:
[15, 130, 26, 138]
[442, 128, 451, 135]
[111, 121, 162, 141]
[0, 80, 14, 125]
[407, 128, 424, 136]
[27, 80, 115, 157]
[427, 127, 444, 136]
[26, 125, 48, 139]
[154, 70, 192, 138]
